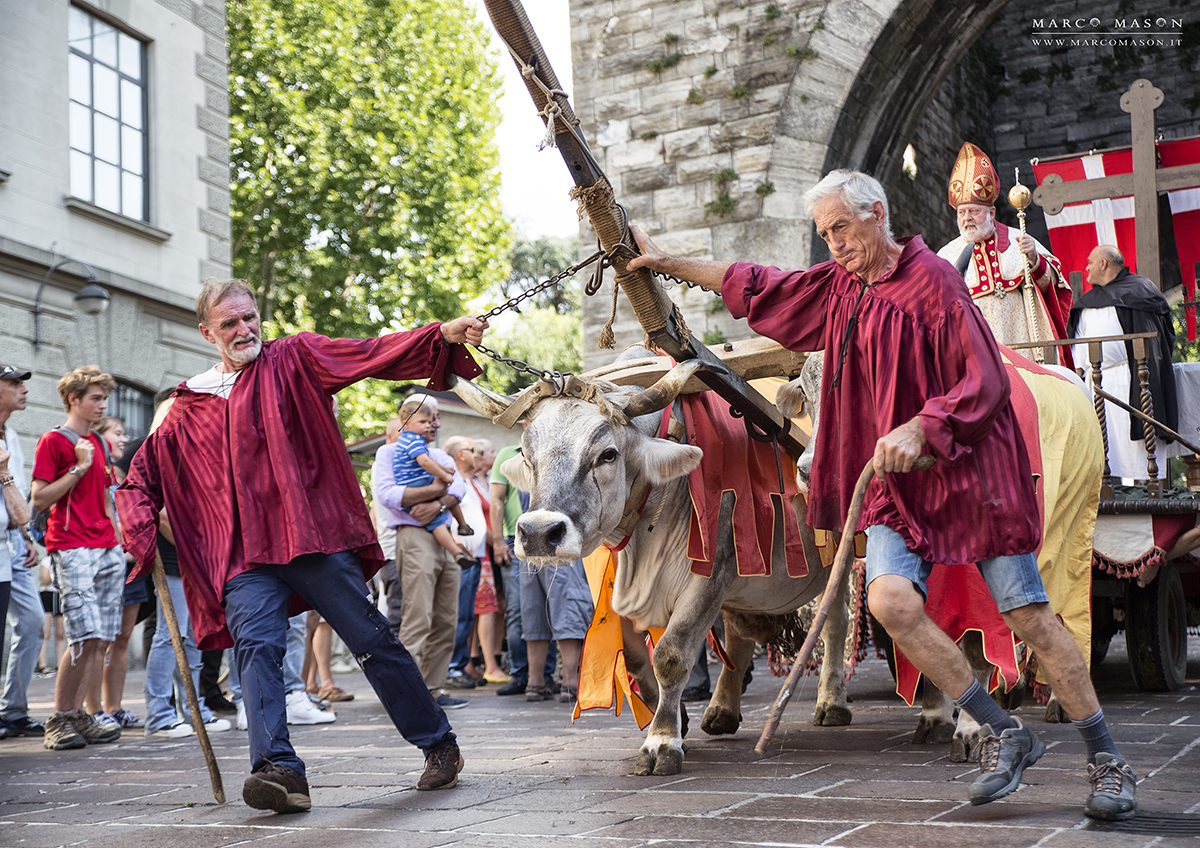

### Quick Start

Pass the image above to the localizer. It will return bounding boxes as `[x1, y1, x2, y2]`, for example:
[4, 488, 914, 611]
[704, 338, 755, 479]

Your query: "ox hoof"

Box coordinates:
[912, 717, 954, 745]
[949, 734, 981, 763]
[701, 706, 741, 736]
[1044, 699, 1066, 723]
[813, 704, 852, 727]
[634, 744, 684, 776]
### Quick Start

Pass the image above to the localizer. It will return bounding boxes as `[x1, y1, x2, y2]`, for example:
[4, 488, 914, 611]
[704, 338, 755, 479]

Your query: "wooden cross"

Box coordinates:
[1032, 78, 1200, 290]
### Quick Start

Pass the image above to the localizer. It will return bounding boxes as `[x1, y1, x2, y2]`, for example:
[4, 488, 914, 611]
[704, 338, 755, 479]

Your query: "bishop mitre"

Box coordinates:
[937, 142, 1074, 368]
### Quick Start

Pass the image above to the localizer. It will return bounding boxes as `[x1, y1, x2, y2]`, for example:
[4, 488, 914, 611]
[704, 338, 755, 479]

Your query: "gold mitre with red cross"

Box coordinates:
[948, 142, 999, 208]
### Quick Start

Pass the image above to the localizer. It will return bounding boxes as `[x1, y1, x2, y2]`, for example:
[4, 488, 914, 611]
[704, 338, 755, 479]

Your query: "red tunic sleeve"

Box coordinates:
[293, 323, 481, 394]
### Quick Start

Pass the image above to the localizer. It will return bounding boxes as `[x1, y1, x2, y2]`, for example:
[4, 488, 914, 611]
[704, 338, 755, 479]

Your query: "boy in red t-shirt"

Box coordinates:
[31, 365, 123, 750]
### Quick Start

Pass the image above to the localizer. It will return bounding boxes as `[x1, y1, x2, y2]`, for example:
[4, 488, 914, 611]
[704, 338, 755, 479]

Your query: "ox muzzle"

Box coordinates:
[515, 509, 585, 562]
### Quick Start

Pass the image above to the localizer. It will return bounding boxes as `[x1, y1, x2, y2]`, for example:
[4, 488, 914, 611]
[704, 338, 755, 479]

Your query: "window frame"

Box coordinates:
[67, 4, 150, 223]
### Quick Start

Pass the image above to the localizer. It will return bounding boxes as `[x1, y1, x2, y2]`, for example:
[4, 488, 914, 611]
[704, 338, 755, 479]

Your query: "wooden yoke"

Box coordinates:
[482, 0, 806, 458]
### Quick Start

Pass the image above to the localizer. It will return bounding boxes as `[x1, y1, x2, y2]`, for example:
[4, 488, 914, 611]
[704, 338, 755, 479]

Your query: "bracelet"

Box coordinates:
[0, 475, 13, 487]
[438, 503, 447, 514]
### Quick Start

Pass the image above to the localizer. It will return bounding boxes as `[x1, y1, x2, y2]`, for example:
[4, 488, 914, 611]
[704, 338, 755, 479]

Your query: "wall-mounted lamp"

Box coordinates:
[32, 259, 111, 348]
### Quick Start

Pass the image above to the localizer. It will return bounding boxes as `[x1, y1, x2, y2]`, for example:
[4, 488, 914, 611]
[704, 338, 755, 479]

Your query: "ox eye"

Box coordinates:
[598, 447, 619, 465]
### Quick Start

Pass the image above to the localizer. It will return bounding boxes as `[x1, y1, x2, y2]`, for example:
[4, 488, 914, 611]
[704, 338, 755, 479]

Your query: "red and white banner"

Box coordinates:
[1159, 138, 1200, 340]
[1032, 149, 1136, 292]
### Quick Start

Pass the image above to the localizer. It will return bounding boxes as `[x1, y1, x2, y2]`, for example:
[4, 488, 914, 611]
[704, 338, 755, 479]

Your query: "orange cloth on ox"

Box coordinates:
[683, 390, 808, 579]
[574, 548, 660, 728]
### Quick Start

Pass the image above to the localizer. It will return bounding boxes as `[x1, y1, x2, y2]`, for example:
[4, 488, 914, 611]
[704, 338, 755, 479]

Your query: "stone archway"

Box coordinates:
[570, 0, 1196, 368]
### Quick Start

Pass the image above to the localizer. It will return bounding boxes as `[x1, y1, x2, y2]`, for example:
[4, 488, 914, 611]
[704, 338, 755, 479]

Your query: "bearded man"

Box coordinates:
[937, 142, 1074, 368]
[116, 279, 487, 814]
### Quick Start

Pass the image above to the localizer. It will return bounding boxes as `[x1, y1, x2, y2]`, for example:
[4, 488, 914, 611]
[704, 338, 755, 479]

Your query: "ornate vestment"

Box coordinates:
[938, 223, 1074, 368]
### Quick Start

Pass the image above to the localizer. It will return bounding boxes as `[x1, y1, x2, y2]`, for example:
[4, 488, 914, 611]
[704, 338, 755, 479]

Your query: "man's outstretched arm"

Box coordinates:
[626, 225, 733, 292]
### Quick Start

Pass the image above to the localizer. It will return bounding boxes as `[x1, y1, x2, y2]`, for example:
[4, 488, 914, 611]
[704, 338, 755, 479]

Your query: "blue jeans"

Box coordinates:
[144, 573, 213, 733]
[2, 536, 43, 722]
[449, 560, 481, 674]
[499, 541, 527, 680]
[864, 524, 1049, 613]
[223, 551, 454, 778]
[283, 612, 306, 693]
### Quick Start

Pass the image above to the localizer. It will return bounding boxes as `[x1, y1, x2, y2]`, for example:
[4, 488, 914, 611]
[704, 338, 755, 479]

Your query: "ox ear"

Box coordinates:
[775, 377, 806, 419]
[499, 452, 535, 493]
[638, 440, 703, 485]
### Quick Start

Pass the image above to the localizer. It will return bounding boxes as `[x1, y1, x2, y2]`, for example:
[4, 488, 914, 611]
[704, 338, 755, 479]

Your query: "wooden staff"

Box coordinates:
[150, 550, 225, 803]
[756, 454, 935, 754]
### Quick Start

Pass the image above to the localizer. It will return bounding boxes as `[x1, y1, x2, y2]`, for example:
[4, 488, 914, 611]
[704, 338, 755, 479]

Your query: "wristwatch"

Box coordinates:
[438, 503, 447, 515]
[68, 464, 84, 478]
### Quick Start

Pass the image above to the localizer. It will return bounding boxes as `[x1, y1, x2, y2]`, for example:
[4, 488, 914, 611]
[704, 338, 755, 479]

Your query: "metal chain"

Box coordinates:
[471, 249, 605, 382]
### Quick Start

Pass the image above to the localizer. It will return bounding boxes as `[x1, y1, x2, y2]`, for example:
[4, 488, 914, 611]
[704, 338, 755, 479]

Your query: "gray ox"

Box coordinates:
[778, 353, 1099, 761]
[452, 355, 852, 776]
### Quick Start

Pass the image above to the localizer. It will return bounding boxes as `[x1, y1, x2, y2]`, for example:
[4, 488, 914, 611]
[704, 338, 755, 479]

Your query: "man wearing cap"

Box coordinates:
[937, 142, 1074, 368]
[0, 366, 45, 741]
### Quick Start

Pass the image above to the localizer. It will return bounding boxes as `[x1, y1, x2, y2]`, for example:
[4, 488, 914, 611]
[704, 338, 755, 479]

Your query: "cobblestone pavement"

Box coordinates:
[1, 636, 1197, 848]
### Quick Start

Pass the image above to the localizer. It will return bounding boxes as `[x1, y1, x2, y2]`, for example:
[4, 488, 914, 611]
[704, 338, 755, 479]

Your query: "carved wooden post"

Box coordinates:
[1090, 340, 1113, 499]
[1132, 337, 1160, 495]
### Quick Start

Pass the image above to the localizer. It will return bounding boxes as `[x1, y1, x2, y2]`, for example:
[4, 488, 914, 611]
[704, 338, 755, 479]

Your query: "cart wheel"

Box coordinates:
[1126, 563, 1188, 692]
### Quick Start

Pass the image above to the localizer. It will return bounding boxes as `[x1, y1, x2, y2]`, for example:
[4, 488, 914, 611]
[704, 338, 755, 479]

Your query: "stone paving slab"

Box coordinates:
[0, 636, 1197, 847]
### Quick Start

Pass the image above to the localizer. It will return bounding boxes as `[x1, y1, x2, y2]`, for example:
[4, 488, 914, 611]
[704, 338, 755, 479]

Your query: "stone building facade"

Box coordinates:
[569, 0, 1198, 369]
[0, 0, 230, 448]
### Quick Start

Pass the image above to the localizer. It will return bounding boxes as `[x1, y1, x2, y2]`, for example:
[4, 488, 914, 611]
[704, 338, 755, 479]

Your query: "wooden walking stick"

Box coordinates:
[150, 550, 225, 803]
[756, 454, 935, 754]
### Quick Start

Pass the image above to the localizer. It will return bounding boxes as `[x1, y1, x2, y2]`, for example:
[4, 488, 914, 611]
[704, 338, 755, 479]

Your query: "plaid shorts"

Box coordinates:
[51, 545, 125, 645]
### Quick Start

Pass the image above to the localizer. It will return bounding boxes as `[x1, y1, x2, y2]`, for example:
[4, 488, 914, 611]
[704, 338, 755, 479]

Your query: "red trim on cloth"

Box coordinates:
[893, 353, 1045, 704]
[682, 391, 806, 578]
[1092, 513, 1198, 579]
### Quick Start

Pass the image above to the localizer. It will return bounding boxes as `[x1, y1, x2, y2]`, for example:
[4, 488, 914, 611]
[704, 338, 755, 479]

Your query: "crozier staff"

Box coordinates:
[116, 278, 487, 813]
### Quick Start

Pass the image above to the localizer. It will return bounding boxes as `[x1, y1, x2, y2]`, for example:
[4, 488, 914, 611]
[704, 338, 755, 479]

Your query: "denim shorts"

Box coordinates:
[864, 525, 1048, 613]
[519, 558, 594, 641]
[51, 545, 125, 645]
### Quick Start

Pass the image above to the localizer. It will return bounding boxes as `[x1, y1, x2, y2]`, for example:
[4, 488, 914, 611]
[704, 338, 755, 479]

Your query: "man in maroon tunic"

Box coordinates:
[626, 170, 1136, 821]
[116, 279, 487, 813]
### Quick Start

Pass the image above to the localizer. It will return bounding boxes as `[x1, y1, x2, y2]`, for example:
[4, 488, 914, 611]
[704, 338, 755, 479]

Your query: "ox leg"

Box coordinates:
[813, 568, 851, 727]
[950, 634, 998, 763]
[634, 496, 738, 777]
[916, 683, 957, 747]
[701, 610, 758, 736]
[620, 615, 660, 718]
[1044, 692, 1066, 723]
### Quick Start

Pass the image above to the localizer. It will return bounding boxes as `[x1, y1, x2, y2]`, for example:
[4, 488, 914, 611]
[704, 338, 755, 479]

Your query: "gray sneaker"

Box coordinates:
[43, 712, 86, 750]
[1085, 752, 1137, 821]
[69, 710, 121, 744]
[968, 719, 1045, 805]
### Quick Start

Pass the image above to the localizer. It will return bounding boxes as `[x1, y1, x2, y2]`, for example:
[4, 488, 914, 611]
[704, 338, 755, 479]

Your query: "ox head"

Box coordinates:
[777, 355, 823, 494]
[457, 359, 707, 564]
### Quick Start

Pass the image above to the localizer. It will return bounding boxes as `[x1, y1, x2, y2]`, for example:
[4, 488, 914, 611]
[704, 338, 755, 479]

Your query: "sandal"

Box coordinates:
[317, 685, 354, 702]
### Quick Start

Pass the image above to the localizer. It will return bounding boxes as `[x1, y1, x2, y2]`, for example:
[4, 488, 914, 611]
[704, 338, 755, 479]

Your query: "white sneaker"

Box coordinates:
[147, 721, 195, 739]
[236, 701, 247, 731]
[285, 689, 336, 725]
[204, 717, 232, 733]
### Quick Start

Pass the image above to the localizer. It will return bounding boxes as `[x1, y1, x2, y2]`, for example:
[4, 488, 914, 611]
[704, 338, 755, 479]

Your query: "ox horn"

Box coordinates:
[622, 359, 714, 419]
[449, 374, 515, 423]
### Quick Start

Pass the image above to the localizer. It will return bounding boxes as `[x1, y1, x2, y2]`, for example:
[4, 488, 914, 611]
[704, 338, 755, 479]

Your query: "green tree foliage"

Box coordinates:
[476, 233, 582, 394]
[227, 0, 511, 442]
[478, 306, 584, 396]
[501, 234, 580, 315]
